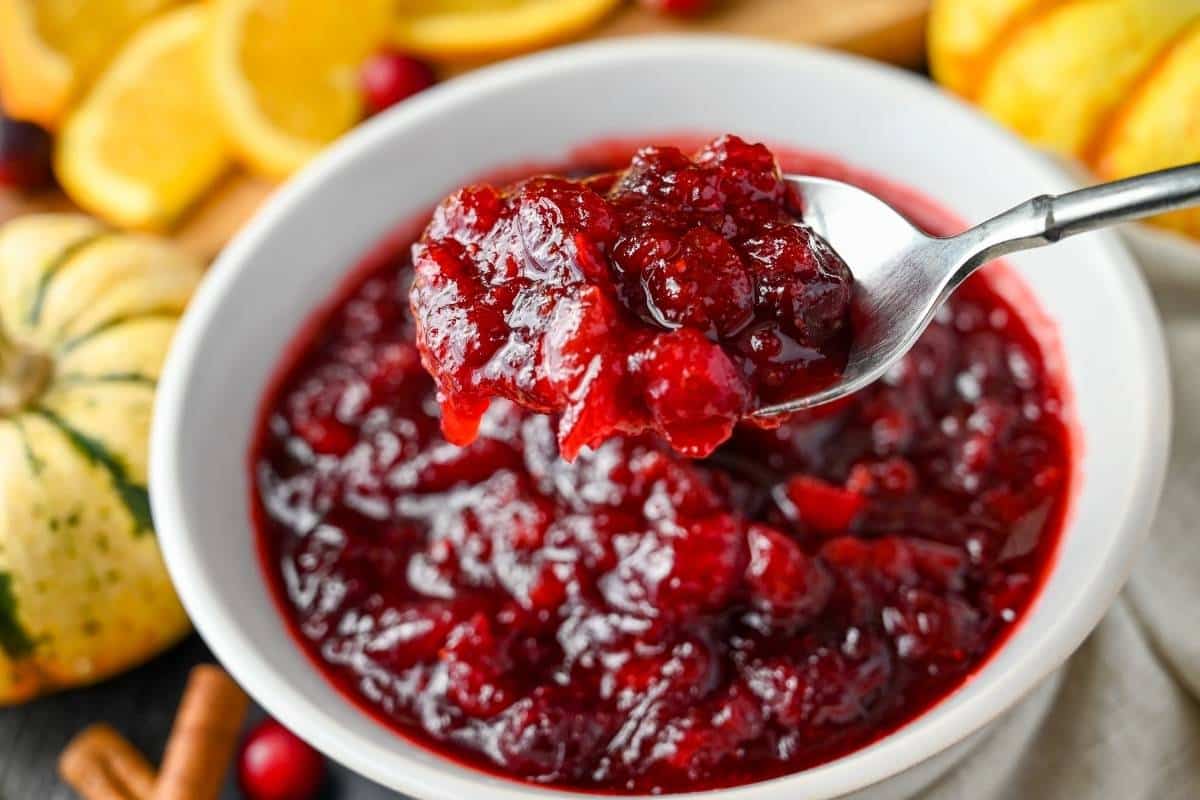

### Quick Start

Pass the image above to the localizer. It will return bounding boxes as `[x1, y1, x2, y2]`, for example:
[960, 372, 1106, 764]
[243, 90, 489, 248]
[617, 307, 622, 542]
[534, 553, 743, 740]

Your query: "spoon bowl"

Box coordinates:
[758, 175, 944, 415]
[755, 162, 1200, 417]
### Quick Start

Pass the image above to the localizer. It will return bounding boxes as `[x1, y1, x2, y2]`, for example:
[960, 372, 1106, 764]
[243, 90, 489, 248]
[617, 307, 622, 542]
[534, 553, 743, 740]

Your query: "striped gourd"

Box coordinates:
[0, 213, 200, 704]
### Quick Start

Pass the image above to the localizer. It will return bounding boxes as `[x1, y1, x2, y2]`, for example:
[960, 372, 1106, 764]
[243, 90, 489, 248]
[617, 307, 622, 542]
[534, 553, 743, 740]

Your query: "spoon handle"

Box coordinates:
[960, 162, 1200, 267]
[1045, 161, 1200, 239]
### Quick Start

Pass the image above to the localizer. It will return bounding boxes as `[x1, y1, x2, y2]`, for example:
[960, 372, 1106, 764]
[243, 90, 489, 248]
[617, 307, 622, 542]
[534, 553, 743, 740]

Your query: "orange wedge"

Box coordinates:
[55, 6, 230, 230]
[975, 0, 1200, 156]
[392, 0, 623, 60]
[206, 0, 393, 179]
[927, 0, 1049, 99]
[0, 0, 180, 129]
[1092, 21, 1200, 238]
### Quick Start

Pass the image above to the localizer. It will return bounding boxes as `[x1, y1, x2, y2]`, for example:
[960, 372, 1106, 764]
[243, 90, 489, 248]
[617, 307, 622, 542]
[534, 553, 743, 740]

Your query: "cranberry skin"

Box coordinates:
[641, 226, 754, 337]
[639, 0, 712, 16]
[743, 223, 853, 343]
[0, 113, 52, 191]
[238, 719, 326, 800]
[359, 50, 436, 115]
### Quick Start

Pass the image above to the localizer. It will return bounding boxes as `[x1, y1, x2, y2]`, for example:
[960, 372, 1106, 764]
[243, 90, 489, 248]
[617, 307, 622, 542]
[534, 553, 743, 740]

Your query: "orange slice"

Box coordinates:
[207, 0, 393, 179]
[1092, 20, 1200, 238]
[55, 6, 230, 230]
[927, 0, 1049, 99]
[975, 0, 1200, 157]
[0, 0, 180, 129]
[392, 0, 623, 60]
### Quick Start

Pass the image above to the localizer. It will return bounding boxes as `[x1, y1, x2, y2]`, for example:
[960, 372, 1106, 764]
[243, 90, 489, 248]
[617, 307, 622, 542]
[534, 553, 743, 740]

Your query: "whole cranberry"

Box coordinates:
[0, 112, 52, 191]
[238, 719, 326, 800]
[360, 50, 437, 116]
[639, 0, 712, 16]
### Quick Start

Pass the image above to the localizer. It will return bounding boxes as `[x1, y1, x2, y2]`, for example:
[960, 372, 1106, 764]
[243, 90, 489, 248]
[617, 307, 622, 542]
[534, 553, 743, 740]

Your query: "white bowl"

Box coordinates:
[151, 37, 1171, 800]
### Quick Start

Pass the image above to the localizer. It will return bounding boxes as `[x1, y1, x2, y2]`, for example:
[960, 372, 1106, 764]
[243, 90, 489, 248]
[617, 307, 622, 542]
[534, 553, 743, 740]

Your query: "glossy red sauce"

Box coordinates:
[251, 139, 1074, 795]
[410, 136, 852, 460]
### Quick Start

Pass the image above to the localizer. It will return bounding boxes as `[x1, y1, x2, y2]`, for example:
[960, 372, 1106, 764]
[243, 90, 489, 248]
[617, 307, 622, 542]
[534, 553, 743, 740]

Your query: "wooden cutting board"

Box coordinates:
[0, 0, 930, 261]
[593, 0, 931, 65]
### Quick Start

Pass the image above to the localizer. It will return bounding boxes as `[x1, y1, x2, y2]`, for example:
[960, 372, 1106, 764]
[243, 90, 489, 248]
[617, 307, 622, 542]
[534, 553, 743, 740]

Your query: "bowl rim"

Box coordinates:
[150, 35, 1172, 800]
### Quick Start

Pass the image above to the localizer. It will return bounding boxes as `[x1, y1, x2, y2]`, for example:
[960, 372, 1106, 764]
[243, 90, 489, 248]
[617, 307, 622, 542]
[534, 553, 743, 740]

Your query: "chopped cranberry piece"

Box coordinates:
[610, 637, 717, 701]
[846, 457, 919, 495]
[744, 632, 892, 729]
[882, 588, 984, 664]
[781, 475, 867, 535]
[636, 328, 750, 456]
[602, 513, 745, 619]
[742, 223, 853, 342]
[360, 602, 459, 670]
[654, 685, 766, 779]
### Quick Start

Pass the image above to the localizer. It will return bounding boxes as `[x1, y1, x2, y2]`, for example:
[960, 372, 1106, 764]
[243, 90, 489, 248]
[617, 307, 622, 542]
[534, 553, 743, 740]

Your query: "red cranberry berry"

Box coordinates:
[360, 50, 436, 116]
[744, 524, 833, 629]
[238, 719, 326, 800]
[639, 0, 712, 16]
[0, 112, 52, 191]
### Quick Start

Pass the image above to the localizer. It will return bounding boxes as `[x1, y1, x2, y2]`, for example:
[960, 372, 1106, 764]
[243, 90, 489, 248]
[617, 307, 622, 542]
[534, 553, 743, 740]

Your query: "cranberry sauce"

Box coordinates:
[410, 136, 853, 460]
[252, 143, 1072, 795]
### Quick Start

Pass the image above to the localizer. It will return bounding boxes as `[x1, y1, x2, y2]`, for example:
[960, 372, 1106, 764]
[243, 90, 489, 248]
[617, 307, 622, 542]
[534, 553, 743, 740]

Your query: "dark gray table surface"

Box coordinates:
[0, 635, 402, 800]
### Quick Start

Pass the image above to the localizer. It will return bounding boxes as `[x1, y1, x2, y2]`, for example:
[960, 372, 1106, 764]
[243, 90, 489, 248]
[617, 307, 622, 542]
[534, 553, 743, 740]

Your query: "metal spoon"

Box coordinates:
[752, 163, 1200, 418]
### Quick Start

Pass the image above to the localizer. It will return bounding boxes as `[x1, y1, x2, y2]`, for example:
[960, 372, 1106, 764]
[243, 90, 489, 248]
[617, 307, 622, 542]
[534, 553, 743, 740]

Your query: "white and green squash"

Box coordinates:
[0, 213, 201, 704]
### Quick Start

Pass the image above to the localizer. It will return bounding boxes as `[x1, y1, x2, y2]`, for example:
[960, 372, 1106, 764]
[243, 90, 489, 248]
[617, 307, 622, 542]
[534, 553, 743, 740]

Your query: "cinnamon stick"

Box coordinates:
[59, 724, 156, 800]
[150, 665, 250, 800]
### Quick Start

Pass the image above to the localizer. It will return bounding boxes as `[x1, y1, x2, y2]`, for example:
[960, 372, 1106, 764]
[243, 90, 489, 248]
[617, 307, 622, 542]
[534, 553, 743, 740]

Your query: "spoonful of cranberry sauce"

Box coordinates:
[409, 134, 1200, 459]
[410, 135, 851, 460]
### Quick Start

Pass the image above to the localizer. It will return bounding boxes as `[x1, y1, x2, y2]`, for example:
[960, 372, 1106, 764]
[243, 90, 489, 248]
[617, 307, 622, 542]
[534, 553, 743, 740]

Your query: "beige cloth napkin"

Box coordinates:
[925, 250, 1200, 799]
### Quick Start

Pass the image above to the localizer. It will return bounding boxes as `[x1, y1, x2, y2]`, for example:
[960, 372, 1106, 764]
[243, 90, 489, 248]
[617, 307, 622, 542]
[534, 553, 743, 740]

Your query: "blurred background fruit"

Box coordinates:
[360, 50, 439, 117]
[1091, 19, 1200, 239]
[0, 0, 181, 129]
[929, 0, 1200, 239]
[975, 0, 1200, 156]
[391, 0, 624, 59]
[238, 717, 327, 800]
[927, 0, 1037, 98]
[639, 0, 713, 15]
[0, 213, 201, 705]
[0, 112, 53, 190]
[55, 5, 228, 230]
[206, 0, 393, 179]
